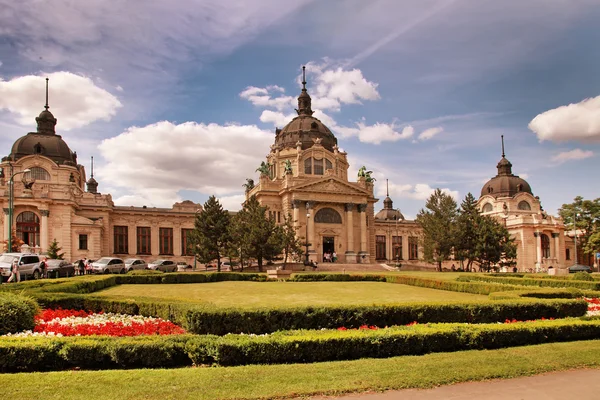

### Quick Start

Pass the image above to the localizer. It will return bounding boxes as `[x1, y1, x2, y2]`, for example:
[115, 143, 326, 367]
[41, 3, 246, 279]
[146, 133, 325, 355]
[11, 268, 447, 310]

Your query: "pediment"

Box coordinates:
[72, 215, 96, 225]
[290, 177, 370, 196]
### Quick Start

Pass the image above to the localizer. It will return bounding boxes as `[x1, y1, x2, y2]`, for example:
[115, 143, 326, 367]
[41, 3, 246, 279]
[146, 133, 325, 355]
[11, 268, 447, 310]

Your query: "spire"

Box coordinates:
[296, 65, 313, 116]
[501, 134, 505, 158]
[36, 77, 57, 135]
[386, 179, 389, 197]
[86, 156, 98, 194]
[383, 178, 393, 209]
[496, 135, 513, 176]
[45, 77, 49, 110]
[91, 156, 94, 178]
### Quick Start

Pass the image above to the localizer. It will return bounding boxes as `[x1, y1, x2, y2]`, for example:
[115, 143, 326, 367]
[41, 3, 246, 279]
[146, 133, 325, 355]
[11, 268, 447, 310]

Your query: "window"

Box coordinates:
[314, 158, 324, 175]
[326, 159, 332, 170]
[518, 201, 531, 210]
[304, 157, 331, 175]
[376, 235, 386, 260]
[304, 158, 312, 174]
[159, 227, 173, 255]
[482, 203, 493, 212]
[25, 167, 50, 181]
[79, 234, 88, 250]
[314, 208, 342, 224]
[16, 211, 40, 247]
[182, 229, 194, 256]
[409, 236, 419, 260]
[541, 234, 550, 258]
[566, 248, 571, 260]
[393, 236, 402, 260]
[137, 227, 151, 255]
[114, 226, 128, 254]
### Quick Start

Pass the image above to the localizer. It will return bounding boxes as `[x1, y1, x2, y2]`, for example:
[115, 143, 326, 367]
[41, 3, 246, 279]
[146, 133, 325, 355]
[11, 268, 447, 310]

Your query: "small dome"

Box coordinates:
[275, 115, 337, 152]
[375, 208, 405, 221]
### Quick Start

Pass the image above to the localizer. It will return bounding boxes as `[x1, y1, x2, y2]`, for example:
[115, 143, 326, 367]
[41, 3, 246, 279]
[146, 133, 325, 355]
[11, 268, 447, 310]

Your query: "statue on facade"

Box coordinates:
[357, 166, 376, 183]
[243, 178, 255, 193]
[256, 161, 272, 177]
[283, 159, 293, 175]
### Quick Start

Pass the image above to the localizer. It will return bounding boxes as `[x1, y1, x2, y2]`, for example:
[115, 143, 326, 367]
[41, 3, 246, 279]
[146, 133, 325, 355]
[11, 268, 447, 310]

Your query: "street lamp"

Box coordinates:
[305, 203, 310, 265]
[193, 209, 201, 271]
[8, 168, 31, 252]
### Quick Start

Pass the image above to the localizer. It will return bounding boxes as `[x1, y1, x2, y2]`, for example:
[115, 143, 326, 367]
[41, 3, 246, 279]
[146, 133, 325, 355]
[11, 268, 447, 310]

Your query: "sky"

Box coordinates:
[1, 0, 599, 219]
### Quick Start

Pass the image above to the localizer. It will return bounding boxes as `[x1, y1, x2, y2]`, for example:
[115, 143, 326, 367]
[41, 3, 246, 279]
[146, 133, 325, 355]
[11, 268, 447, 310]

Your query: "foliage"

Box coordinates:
[1, 230, 24, 252]
[455, 193, 480, 271]
[0, 293, 39, 335]
[192, 196, 231, 272]
[573, 271, 594, 281]
[458, 275, 600, 291]
[277, 213, 304, 268]
[473, 216, 517, 271]
[46, 239, 65, 260]
[234, 196, 282, 272]
[559, 196, 600, 256]
[416, 189, 459, 271]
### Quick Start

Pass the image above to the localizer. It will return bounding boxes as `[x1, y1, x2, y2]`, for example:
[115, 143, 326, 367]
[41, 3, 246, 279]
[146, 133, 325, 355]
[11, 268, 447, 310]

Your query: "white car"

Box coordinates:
[0, 253, 43, 281]
[147, 259, 177, 272]
[91, 257, 126, 274]
[124, 258, 148, 272]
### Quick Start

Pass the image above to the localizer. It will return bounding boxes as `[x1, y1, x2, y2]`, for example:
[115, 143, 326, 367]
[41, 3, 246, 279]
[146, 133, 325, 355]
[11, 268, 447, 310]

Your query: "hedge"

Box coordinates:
[457, 275, 600, 290]
[0, 293, 39, 335]
[3, 318, 600, 371]
[386, 275, 524, 295]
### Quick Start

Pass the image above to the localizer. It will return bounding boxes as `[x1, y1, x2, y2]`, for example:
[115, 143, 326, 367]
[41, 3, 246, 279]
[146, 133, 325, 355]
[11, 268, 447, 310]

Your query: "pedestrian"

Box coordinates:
[77, 259, 85, 276]
[40, 257, 49, 278]
[332, 251, 337, 263]
[7, 259, 20, 283]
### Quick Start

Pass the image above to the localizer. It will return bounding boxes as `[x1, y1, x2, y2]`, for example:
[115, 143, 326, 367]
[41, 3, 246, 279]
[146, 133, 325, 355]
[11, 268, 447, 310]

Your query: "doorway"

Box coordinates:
[16, 211, 40, 246]
[323, 236, 334, 262]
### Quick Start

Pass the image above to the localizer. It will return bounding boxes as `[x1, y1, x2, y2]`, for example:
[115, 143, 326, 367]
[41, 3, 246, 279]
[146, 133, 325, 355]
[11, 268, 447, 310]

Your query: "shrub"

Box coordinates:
[0, 293, 39, 335]
[573, 272, 594, 281]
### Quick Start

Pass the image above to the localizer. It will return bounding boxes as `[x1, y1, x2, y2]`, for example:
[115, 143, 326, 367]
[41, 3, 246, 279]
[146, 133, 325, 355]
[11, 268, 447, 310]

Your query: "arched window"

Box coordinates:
[541, 234, 550, 258]
[314, 158, 324, 175]
[304, 157, 332, 176]
[482, 203, 493, 212]
[314, 208, 342, 224]
[16, 211, 40, 247]
[25, 167, 50, 181]
[517, 201, 531, 210]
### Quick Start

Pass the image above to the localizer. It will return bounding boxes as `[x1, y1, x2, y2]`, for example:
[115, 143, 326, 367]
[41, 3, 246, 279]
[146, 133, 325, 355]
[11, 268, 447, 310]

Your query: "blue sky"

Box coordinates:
[1, 0, 599, 218]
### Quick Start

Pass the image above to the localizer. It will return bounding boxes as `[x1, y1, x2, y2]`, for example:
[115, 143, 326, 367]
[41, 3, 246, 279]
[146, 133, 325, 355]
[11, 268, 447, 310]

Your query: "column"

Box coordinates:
[129, 226, 137, 256]
[344, 203, 356, 263]
[3, 208, 8, 243]
[174, 225, 182, 257]
[292, 200, 301, 231]
[534, 232, 542, 270]
[402, 235, 409, 261]
[306, 202, 315, 262]
[358, 204, 368, 262]
[40, 210, 50, 253]
[551, 232, 560, 265]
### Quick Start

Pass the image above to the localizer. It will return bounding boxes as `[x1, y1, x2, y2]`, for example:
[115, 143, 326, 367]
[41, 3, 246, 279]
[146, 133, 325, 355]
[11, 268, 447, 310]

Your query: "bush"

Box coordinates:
[457, 275, 600, 291]
[573, 272, 594, 281]
[0, 293, 39, 335]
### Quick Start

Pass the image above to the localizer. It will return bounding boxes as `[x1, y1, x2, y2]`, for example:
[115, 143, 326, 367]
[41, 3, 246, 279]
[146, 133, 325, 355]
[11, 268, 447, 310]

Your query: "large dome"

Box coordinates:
[480, 154, 532, 198]
[273, 66, 337, 152]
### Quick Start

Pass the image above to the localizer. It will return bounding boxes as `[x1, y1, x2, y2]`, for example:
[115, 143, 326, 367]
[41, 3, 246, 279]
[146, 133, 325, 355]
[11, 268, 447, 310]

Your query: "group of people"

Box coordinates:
[75, 258, 93, 275]
[323, 251, 337, 263]
[6, 256, 50, 283]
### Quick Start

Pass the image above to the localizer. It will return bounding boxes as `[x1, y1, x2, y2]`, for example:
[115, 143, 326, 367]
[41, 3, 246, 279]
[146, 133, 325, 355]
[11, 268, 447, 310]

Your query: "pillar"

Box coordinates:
[40, 210, 50, 253]
[306, 202, 315, 262]
[534, 232, 542, 270]
[129, 226, 136, 256]
[358, 204, 369, 262]
[402, 235, 409, 261]
[292, 200, 301, 232]
[552, 232, 560, 265]
[344, 203, 356, 263]
[174, 225, 182, 257]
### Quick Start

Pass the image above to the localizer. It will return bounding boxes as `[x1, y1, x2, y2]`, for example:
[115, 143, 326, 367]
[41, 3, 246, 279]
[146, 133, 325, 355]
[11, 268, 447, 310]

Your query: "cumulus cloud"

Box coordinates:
[240, 86, 295, 111]
[551, 149, 594, 164]
[259, 110, 296, 127]
[0, 71, 121, 130]
[337, 121, 414, 144]
[528, 96, 600, 143]
[418, 126, 444, 140]
[391, 183, 459, 201]
[97, 121, 272, 207]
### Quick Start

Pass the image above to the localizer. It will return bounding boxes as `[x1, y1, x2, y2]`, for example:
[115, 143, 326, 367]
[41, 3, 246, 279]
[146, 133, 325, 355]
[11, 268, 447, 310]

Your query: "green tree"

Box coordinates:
[193, 195, 231, 272]
[455, 192, 480, 271]
[474, 216, 517, 272]
[235, 196, 282, 272]
[559, 196, 600, 258]
[47, 238, 65, 259]
[416, 189, 459, 271]
[277, 213, 304, 269]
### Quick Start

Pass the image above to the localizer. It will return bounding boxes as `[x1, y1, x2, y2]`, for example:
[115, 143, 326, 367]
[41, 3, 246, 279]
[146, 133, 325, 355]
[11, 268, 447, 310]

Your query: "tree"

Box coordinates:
[2, 230, 24, 252]
[47, 238, 65, 259]
[235, 196, 282, 272]
[455, 193, 481, 271]
[416, 189, 459, 271]
[193, 196, 231, 272]
[277, 213, 304, 269]
[473, 216, 517, 272]
[559, 196, 600, 258]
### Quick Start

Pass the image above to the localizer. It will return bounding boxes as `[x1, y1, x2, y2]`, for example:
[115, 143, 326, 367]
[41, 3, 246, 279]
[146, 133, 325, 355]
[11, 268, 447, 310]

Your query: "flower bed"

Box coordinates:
[4, 308, 185, 337]
[585, 297, 600, 316]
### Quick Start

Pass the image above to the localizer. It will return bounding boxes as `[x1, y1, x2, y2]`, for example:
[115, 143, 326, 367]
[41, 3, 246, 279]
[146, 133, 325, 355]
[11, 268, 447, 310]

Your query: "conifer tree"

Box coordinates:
[47, 238, 65, 259]
[455, 193, 480, 271]
[193, 195, 231, 272]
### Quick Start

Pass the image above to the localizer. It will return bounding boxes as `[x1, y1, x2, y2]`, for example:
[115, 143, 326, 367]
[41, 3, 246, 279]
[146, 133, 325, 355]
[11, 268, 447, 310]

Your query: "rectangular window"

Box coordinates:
[409, 236, 419, 260]
[78, 234, 88, 250]
[137, 227, 151, 255]
[277, 211, 281, 224]
[182, 229, 194, 256]
[304, 158, 312, 174]
[159, 227, 173, 255]
[566, 248, 571, 260]
[114, 226, 128, 254]
[392, 236, 402, 260]
[375, 235, 386, 260]
[314, 158, 324, 175]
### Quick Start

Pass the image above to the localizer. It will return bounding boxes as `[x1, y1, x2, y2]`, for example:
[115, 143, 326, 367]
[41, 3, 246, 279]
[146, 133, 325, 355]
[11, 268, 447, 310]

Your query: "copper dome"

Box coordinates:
[480, 155, 532, 198]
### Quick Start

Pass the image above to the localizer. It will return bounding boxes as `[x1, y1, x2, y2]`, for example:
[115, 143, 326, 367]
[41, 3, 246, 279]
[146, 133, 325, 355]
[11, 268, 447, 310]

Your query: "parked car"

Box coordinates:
[0, 253, 42, 281]
[148, 259, 177, 272]
[91, 257, 126, 274]
[176, 262, 193, 272]
[124, 258, 148, 272]
[46, 259, 76, 278]
[568, 264, 592, 273]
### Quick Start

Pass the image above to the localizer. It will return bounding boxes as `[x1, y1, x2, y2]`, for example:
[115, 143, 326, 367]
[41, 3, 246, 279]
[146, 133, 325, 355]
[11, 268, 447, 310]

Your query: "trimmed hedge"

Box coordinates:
[386, 275, 523, 295]
[290, 274, 387, 282]
[489, 288, 584, 300]
[3, 318, 600, 371]
[457, 275, 600, 290]
[0, 293, 39, 335]
[185, 299, 587, 335]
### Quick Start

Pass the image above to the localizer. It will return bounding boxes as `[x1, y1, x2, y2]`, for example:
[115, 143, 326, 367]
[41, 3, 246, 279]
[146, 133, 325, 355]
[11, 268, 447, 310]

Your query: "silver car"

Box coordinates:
[148, 259, 177, 272]
[0, 253, 42, 281]
[124, 258, 148, 272]
[91, 257, 126, 274]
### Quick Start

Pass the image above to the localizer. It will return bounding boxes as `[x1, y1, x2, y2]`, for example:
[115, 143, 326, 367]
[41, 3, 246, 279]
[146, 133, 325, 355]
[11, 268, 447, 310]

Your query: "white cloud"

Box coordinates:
[551, 149, 594, 164]
[259, 110, 295, 127]
[528, 96, 600, 143]
[0, 71, 121, 130]
[97, 121, 272, 207]
[392, 183, 459, 201]
[217, 194, 247, 211]
[418, 126, 444, 140]
[240, 86, 295, 111]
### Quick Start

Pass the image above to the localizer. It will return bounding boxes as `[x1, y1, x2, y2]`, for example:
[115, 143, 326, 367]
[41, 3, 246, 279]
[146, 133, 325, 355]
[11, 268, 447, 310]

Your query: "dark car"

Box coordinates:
[46, 259, 76, 278]
[568, 264, 592, 273]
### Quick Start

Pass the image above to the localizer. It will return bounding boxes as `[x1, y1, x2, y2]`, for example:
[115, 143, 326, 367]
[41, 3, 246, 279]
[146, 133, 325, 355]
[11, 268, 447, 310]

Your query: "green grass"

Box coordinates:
[1, 340, 600, 399]
[95, 281, 487, 308]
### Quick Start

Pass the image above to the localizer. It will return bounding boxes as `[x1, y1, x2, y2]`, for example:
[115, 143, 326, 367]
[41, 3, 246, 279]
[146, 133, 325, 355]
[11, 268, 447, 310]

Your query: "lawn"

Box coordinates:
[96, 281, 488, 308]
[1, 340, 600, 400]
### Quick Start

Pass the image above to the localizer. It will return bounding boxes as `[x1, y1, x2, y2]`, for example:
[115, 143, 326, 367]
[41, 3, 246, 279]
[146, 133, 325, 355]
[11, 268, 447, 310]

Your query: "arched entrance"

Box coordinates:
[16, 211, 40, 247]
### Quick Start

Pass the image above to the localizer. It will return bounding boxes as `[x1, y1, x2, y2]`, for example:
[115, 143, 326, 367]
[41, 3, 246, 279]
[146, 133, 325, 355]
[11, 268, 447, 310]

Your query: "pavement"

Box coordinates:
[307, 369, 600, 399]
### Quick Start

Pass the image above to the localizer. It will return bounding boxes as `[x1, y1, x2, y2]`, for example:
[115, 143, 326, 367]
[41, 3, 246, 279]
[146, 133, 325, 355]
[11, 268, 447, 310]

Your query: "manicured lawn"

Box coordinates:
[96, 281, 487, 308]
[2, 340, 600, 400]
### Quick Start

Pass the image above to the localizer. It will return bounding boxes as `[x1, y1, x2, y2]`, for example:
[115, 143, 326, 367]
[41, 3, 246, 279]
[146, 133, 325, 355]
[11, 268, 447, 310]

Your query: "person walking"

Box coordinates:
[7, 259, 20, 283]
[40, 257, 48, 278]
[77, 259, 85, 276]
